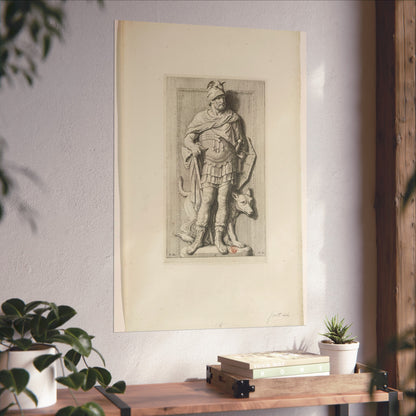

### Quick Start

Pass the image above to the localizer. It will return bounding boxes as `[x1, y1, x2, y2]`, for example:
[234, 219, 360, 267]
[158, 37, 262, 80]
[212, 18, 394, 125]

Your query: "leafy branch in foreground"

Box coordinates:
[0, 0, 104, 229]
[0, 0, 67, 87]
[0, 298, 125, 416]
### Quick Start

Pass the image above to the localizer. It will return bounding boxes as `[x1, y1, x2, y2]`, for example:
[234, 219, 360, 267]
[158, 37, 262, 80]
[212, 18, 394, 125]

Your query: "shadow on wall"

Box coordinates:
[318, 0, 376, 364]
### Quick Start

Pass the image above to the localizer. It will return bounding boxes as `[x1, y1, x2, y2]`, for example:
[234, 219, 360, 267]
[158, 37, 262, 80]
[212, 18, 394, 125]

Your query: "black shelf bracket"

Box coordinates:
[232, 380, 255, 398]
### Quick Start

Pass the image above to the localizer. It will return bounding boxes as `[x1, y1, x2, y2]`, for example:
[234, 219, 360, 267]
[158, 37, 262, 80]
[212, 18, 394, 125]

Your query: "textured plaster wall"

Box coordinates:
[0, 1, 376, 415]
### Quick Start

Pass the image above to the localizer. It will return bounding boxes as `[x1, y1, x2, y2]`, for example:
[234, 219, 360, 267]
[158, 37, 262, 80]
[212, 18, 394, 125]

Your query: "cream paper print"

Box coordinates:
[115, 21, 306, 331]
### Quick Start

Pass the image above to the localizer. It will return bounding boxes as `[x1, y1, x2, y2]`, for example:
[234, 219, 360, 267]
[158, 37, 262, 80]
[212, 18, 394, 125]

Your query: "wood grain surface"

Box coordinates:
[11, 380, 402, 416]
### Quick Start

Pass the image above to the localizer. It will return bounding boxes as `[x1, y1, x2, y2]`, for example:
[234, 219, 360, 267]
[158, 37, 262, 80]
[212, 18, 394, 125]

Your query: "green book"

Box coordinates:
[220, 361, 330, 379]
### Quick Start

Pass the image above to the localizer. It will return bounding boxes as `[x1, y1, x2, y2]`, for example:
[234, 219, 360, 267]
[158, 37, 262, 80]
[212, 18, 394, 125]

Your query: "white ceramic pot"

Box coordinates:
[0, 345, 57, 410]
[318, 340, 360, 375]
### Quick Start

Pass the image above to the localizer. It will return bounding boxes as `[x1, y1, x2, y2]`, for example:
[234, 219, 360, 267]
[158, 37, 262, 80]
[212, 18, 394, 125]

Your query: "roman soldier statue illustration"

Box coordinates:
[177, 80, 256, 257]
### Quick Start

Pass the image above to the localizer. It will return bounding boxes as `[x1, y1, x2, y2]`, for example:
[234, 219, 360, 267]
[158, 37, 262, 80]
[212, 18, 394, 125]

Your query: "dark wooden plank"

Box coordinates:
[376, 0, 399, 387]
[395, 3, 416, 413]
[376, 1, 416, 414]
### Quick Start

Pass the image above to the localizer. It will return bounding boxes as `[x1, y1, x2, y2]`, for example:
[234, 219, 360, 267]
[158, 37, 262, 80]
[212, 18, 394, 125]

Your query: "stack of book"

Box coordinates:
[217, 351, 330, 379]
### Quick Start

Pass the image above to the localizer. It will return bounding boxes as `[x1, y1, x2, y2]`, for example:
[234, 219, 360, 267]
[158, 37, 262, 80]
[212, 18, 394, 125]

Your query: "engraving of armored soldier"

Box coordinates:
[181, 81, 249, 255]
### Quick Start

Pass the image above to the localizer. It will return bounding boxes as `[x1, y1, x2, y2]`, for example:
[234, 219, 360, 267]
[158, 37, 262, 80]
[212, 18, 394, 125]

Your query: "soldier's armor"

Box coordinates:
[199, 124, 239, 187]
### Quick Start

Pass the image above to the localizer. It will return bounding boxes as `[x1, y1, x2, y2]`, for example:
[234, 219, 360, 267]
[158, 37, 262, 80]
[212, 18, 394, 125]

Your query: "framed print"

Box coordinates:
[114, 21, 306, 331]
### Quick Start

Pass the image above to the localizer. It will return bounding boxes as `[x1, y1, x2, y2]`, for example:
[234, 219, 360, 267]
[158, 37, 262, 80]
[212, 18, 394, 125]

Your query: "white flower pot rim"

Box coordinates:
[9, 343, 54, 352]
[318, 340, 359, 351]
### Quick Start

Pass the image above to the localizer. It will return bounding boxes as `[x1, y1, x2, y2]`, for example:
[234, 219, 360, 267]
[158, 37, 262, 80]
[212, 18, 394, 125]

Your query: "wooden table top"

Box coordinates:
[122, 380, 401, 416]
[11, 379, 402, 416]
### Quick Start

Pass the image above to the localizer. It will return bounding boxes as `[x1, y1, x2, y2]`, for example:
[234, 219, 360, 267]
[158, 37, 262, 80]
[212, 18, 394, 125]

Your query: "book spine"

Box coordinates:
[221, 362, 330, 379]
[218, 356, 329, 370]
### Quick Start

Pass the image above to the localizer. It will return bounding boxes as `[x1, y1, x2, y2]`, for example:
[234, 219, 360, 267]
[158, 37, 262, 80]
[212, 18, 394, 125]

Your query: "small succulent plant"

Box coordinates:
[321, 315, 357, 344]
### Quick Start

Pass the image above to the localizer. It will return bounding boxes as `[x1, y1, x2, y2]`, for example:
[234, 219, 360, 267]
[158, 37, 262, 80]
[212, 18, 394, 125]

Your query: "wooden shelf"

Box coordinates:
[10, 388, 120, 416]
[120, 380, 401, 416]
[15, 379, 402, 416]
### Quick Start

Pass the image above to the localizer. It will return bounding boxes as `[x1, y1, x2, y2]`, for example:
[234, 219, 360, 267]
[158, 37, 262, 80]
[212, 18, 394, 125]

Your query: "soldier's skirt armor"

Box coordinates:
[199, 132, 237, 187]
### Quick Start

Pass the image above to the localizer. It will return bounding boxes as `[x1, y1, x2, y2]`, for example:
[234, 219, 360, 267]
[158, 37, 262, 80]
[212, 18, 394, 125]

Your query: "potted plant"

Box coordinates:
[318, 315, 360, 375]
[0, 298, 125, 416]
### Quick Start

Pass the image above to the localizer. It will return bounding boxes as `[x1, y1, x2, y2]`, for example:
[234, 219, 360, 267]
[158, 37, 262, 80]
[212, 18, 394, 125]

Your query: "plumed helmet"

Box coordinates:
[207, 80, 225, 102]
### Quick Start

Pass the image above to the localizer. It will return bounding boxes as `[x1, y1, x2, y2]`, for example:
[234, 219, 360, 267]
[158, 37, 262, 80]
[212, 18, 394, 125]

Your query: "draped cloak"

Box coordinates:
[182, 108, 246, 211]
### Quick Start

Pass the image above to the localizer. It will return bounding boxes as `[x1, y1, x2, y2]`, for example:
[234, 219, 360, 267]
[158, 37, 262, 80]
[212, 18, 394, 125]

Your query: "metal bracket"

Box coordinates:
[374, 370, 389, 391]
[206, 366, 213, 383]
[95, 386, 131, 416]
[232, 380, 255, 398]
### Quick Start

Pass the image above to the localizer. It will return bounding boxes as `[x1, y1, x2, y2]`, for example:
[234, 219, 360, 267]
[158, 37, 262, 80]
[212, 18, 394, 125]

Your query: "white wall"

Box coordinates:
[0, 1, 376, 415]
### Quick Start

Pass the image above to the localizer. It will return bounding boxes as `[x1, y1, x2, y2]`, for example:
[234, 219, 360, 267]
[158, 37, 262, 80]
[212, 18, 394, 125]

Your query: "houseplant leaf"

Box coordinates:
[56, 372, 86, 390]
[105, 381, 126, 394]
[50, 329, 92, 357]
[30, 314, 49, 341]
[47, 305, 77, 329]
[13, 317, 32, 337]
[0, 403, 15, 416]
[63, 328, 92, 357]
[33, 353, 61, 372]
[22, 387, 38, 406]
[92, 367, 111, 387]
[81, 402, 105, 416]
[0, 327, 14, 340]
[56, 402, 105, 416]
[80, 368, 97, 391]
[11, 338, 33, 350]
[24, 301, 48, 314]
[1, 298, 25, 317]
[0, 368, 29, 393]
[91, 347, 106, 367]
[64, 349, 81, 371]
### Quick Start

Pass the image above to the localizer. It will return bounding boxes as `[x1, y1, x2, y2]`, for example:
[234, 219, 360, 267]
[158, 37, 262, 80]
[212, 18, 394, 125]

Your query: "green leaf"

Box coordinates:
[22, 387, 38, 406]
[64, 328, 92, 357]
[0, 49, 8, 63]
[91, 347, 106, 367]
[46, 329, 60, 339]
[23, 71, 33, 86]
[0, 327, 14, 340]
[0, 403, 16, 416]
[42, 34, 51, 59]
[48, 302, 59, 317]
[5, 14, 25, 41]
[2, 298, 25, 316]
[14, 317, 32, 336]
[56, 403, 105, 416]
[56, 372, 86, 390]
[105, 381, 126, 394]
[64, 349, 81, 372]
[0, 169, 12, 196]
[25, 301, 48, 314]
[56, 406, 76, 416]
[0, 368, 29, 393]
[30, 314, 49, 341]
[4, 0, 17, 25]
[49, 333, 73, 347]
[81, 402, 105, 416]
[29, 19, 41, 42]
[91, 367, 111, 387]
[33, 353, 61, 372]
[80, 369, 97, 391]
[12, 338, 33, 350]
[50, 330, 93, 357]
[47, 305, 77, 329]
[403, 170, 416, 207]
